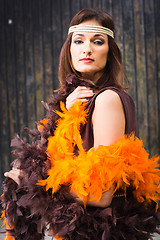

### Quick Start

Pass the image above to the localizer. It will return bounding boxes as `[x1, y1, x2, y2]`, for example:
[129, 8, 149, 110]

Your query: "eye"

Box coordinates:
[74, 39, 83, 44]
[93, 40, 104, 45]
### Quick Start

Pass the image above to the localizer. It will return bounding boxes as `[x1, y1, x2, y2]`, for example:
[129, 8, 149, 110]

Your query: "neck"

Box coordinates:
[81, 70, 104, 84]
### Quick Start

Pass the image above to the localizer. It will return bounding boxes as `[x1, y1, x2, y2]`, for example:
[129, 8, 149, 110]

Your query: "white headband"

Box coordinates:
[68, 25, 114, 38]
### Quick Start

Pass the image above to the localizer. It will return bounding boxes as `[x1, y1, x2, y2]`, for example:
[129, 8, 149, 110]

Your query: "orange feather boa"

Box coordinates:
[38, 101, 160, 206]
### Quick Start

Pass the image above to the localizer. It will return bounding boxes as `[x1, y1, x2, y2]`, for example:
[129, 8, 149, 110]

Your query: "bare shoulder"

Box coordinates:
[95, 89, 122, 108]
[92, 89, 125, 147]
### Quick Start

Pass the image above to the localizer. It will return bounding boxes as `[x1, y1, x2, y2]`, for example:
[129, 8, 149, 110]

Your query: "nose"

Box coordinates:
[83, 42, 92, 56]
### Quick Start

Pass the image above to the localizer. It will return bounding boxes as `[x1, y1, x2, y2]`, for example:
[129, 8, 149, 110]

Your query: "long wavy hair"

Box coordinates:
[58, 8, 126, 90]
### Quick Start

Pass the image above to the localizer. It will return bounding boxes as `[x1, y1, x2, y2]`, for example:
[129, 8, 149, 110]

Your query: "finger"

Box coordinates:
[68, 89, 93, 97]
[67, 88, 94, 103]
[4, 169, 20, 178]
[68, 91, 94, 102]
[75, 86, 91, 91]
[66, 93, 92, 107]
[75, 89, 94, 96]
[4, 172, 19, 183]
[75, 91, 94, 99]
[80, 99, 88, 102]
[66, 98, 82, 110]
[72, 86, 93, 96]
[4, 169, 21, 184]
[66, 88, 94, 110]
[69, 98, 87, 107]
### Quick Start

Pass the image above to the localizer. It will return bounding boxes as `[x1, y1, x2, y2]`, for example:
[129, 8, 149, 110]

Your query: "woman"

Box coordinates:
[2, 8, 160, 240]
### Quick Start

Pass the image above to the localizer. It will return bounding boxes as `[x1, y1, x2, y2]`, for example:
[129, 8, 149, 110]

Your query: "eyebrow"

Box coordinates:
[73, 33, 105, 38]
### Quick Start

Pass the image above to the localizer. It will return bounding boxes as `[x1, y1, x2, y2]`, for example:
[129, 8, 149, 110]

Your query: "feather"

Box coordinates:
[37, 119, 49, 131]
[4, 236, 15, 240]
[37, 102, 160, 206]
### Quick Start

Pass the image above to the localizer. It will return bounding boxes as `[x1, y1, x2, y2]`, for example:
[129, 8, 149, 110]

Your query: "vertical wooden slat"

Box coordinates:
[22, 0, 37, 129]
[12, 0, 20, 135]
[111, 1, 122, 49]
[39, 0, 46, 115]
[119, 0, 125, 67]
[51, 0, 63, 90]
[49, 0, 55, 91]
[133, 0, 148, 149]
[0, 0, 5, 176]
[121, 0, 137, 99]
[4, 0, 17, 167]
[30, 0, 37, 121]
[0, 0, 11, 178]
[144, 0, 159, 155]
[70, 0, 81, 18]
[22, 0, 28, 130]
[13, 0, 27, 135]
[154, 0, 160, 155]
[80, 0, 92, 9]
[131, 0, 138, 134]
[0, 0, 4, 182]
[4, 0, 15, 140]
[40, 0, 54, 105]
[60, 0, 71, 43]
[92, 0, 102, 9]
[141, 0, 150, 151]
[102, 0, 113, 16]
[31, 0, 44, 120]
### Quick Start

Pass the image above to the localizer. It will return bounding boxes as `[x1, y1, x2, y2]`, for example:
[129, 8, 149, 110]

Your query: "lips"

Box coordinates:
[80, 58, 94, 62]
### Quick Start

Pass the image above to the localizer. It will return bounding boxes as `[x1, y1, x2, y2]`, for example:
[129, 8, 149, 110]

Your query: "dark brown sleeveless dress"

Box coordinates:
[81, 86, 137, 151]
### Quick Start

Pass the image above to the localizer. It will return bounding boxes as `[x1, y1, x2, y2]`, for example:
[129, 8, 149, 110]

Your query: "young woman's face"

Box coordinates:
[70, 20, 109, 82]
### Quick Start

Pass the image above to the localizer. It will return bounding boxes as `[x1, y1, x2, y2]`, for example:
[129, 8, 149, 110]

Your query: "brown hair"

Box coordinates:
[58, 8, 127, 90]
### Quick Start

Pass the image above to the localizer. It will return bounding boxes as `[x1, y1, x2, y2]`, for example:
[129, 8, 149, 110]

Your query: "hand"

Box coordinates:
[4, 168, 23, 185]
[66, 86, 94, 110]
[71, 186, 114, 208]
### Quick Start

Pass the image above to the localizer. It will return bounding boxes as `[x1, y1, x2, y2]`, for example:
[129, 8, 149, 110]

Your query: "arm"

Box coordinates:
[66, 88, 125, 207]
[86, 89, 125, 207]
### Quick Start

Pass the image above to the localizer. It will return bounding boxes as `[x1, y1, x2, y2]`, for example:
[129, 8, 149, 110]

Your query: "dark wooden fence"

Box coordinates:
[0, 0, 160, 187]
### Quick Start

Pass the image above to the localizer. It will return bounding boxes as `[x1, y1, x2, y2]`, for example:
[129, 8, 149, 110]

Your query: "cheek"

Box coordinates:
[98, 50, 108, 67]
[70, 46, 78, 67]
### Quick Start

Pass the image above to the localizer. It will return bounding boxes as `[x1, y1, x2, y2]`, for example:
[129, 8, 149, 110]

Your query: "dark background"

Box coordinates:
[0, 0, 160, 188]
